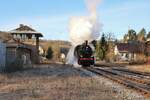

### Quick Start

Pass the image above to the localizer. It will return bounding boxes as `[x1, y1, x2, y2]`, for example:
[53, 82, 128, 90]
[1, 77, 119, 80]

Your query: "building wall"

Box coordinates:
[114, 46, 137, 61]
[5, 46, 32, 72]
[146, 42, 150, 56]
[0, 41, 6, 71]
[146, 41, 150, 63]
[6, 47, 17, 67]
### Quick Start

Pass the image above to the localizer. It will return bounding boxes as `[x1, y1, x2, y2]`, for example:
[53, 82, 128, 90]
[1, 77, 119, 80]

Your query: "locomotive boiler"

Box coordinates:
[74, 40, 95, 66]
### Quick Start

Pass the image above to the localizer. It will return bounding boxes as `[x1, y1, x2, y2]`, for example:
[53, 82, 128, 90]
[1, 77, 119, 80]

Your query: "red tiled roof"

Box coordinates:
[116, 42, 145, 53]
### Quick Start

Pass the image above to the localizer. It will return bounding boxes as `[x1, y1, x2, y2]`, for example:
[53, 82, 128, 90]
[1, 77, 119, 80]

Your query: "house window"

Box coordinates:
[126, 54, 129, 58]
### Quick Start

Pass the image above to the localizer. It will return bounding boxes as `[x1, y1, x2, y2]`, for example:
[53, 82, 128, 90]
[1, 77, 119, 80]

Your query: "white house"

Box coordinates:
[114, 42, 145, 61]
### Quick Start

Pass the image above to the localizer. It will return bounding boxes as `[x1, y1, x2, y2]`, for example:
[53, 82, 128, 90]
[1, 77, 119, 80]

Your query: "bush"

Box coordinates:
[105, 52, 115, 63]
[46, 46, 53, 60]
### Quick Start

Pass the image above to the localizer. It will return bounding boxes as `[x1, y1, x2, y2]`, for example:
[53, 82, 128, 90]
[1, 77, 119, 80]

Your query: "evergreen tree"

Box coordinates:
[127, 29, 137, 41]
[99, 34, 108, 60]
[95, 41, 101, 59]
[123, 29, 137, 43]
[123, 34, 128, 43]
[46, 46, 53, 59]
[147, 32, 150, 39]
[137, 28, 146, 42]
[91, 40, 97, 48]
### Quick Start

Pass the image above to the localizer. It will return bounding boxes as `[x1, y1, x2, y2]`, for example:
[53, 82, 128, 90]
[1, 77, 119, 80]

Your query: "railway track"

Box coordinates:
[111, 67, 150, 78]
[84, 66, 150, 97]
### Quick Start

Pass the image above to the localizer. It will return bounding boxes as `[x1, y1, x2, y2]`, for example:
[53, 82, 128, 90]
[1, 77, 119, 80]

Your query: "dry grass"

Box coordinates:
[126, 65, 150, 73]
[0, 64, 120, 100]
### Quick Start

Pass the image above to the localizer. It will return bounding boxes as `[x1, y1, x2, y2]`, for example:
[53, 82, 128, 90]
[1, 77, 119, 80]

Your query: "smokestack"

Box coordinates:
[85, 40, 88, 46]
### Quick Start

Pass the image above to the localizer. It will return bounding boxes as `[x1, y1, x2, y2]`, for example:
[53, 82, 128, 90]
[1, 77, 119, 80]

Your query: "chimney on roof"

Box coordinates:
[20, 24, 24, 27]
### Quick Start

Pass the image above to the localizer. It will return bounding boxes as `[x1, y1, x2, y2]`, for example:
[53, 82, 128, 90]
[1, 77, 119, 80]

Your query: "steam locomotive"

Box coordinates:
[74, 40, 95, 67]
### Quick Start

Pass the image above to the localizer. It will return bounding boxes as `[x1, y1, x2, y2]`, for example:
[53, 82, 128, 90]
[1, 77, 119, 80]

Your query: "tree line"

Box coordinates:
[93, 28, 150, 61]
[124, 28, 150, 43]
[45, 28, 150, 61]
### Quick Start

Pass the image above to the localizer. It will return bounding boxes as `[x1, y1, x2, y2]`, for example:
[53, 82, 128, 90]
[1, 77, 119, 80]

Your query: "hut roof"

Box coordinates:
[10, 24, 43, 37]
[5, 38, 32, 51]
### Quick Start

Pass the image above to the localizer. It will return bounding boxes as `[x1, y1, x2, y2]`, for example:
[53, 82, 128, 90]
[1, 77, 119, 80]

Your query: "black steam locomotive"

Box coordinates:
[74, 41, 95, 67]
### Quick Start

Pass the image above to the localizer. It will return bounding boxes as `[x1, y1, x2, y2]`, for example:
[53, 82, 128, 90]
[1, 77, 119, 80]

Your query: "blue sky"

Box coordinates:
[0, 0, 150, 40]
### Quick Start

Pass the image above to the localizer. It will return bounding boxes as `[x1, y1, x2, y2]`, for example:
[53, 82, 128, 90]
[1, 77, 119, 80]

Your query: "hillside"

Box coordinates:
[0, 31, 12, 41]
[39, 40, 71, 60]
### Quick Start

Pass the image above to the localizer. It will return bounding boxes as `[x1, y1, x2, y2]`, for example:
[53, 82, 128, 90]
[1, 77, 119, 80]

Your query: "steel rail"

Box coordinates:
[84, 67, 150, 97]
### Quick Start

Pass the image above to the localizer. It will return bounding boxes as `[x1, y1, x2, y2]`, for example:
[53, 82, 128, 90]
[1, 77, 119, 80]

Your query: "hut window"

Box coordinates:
[22, 35, 25, 40]
[32, 34, 36, 39]
[28, 34, 32, 39]
[20, 34, 22, 39]
[17, 34, 21, 39]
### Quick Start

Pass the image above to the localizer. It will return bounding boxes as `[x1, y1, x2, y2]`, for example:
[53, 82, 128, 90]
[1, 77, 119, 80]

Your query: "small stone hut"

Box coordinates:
[9, 24, 43, 63]
[5, 39, 32, 72]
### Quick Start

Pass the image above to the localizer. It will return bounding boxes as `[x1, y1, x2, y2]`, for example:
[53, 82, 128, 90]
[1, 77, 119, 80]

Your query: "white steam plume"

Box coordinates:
[67, 0, 102, 65]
